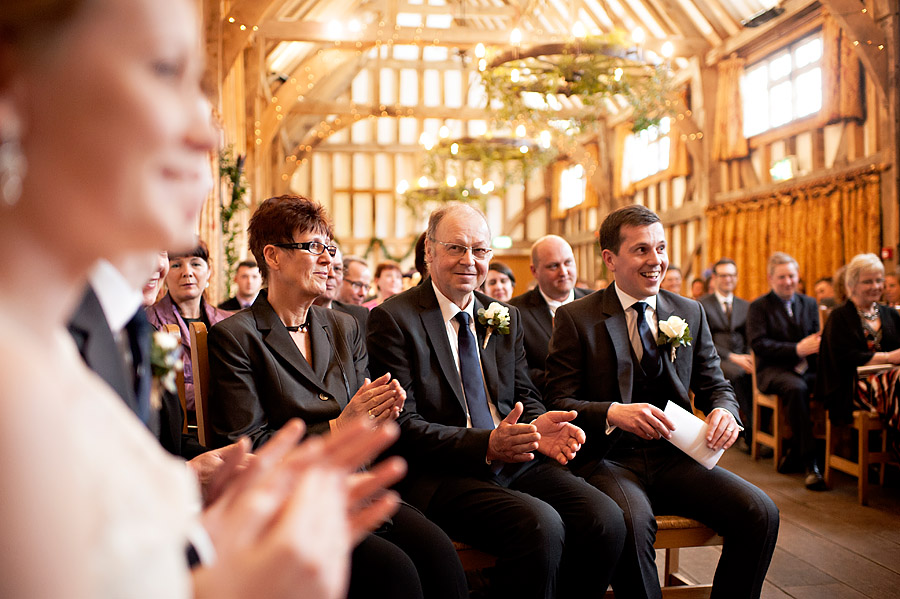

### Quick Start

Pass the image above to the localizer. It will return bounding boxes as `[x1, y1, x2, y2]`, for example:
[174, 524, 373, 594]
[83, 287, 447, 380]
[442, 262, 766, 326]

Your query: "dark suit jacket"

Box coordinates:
[217, 296, 244, 312]
[816, 301, 900, 423]
[366, 280, 546, 507]
[509, 286, 592, 391]
[747, 291, 820, 390]
[698, 293, 750, 360]
[333, 299, 369, 336]
[68, 286, 202, 458]
[209, 292, 367, 449]
[544, 284, 738, 469]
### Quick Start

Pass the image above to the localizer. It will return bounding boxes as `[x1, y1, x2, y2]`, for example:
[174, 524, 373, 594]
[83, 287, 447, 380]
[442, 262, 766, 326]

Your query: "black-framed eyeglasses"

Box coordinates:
[344, 279, 371, 292]
[431, 239, 493, 260]
[272, 241, 337, 257]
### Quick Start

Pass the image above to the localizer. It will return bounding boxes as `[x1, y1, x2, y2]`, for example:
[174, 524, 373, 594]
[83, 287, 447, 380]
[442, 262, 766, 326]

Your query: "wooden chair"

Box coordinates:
[457, 516, 723, 598]
[824, 364, 894, 505]
[750, 352, 788, 467]
[161, 323, 190, 435]
[188, 321, 212, 448]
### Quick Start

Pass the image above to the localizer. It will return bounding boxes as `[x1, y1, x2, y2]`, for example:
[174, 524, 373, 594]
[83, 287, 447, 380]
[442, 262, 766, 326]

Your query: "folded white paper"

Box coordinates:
[663, 401, 724, 470]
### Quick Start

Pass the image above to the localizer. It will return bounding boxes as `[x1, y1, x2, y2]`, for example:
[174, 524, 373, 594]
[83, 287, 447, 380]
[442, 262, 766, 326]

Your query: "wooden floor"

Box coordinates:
[667, 447, 900, 598]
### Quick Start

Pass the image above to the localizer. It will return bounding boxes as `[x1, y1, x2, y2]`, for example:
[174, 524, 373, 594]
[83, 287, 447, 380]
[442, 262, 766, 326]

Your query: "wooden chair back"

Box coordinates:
[161, 324, 189, 434]
[750, 352, 787, 467]
[188, 321, 212, 448]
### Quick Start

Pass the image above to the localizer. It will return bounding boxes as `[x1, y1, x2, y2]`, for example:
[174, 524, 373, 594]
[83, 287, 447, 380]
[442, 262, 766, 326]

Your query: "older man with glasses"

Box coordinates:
[340, 255, 373, 306]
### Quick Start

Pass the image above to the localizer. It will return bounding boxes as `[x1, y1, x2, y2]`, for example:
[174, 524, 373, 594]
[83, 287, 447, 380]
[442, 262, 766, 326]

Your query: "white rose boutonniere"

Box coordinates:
[150, 331, 183, 398]
[476, 302, 511, 349]
[657, 315, 692, 362]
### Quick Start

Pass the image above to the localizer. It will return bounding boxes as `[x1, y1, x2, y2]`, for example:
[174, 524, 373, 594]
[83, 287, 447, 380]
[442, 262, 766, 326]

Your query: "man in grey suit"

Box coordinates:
[509, 235, 590, 392]
[545, 206, 778, 599]
[699, 258, 755, 449]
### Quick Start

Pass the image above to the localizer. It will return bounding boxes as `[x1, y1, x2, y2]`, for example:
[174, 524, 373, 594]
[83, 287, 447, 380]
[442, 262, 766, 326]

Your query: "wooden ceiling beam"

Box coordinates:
[820, 0, 890, 99]
[705, 0, 819, 65]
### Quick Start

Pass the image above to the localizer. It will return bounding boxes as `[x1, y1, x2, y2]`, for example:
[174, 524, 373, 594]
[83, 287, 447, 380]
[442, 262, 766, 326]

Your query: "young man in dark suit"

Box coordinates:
[367, 204, 625, 599]
[699, 258, 755, 450]
[747, 251, 824, 489]
[544, 205, 779, 599]
[217, 260, 262, 311]
[509, 235, 591, 393]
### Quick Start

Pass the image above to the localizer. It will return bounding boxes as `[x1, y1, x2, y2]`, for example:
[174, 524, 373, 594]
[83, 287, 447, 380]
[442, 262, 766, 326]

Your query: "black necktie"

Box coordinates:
[634, 302, 662, 378]
[454, 312, 495, 430]
[125, 309, 152, 426]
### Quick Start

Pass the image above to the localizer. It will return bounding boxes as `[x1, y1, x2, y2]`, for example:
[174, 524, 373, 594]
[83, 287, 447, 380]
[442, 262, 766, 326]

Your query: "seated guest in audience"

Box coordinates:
[544, 205, 778, 599]
[818, 253, 900, 433]
[367, 204, 626, 599]
[747, 252, 824, 489]
[883, 272, 900, 308]
[700, 258, 756, 451]
[146, 241, 232, 412]
[813, 277, 836, 308]
[690, 277, 706, 300]
[339, 255, 373, 306]
[0, 0, 405, 595]
[314, 244, 369, 334]
[660, 265, 683, 294]
[217, 259, 262, 311]
[209, 195, 467, 599]
[510, 235, 591, 393]
[482, 261, 516, 302]
[363, 261, 404, 309]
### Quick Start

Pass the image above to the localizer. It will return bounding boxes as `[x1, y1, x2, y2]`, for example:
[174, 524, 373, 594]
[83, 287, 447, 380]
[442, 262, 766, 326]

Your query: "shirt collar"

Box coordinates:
[714, 290, 733, 305]
[614, 283, 657, 313]
[88, 260, 144, 335]
[432, 281, 475, 323]
[539, 287, 575, 312]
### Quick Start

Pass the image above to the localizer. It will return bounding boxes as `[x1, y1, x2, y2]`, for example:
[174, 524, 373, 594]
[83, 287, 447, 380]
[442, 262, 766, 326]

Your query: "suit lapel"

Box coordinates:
[530, 291, 554, 338]
[308, 309, 331, 384]
[255, 297, 321, 388]
[473, 296, 501, 403]
[418, 286, 468, 412]
[602, 286, 634, 404]
[656, 293, 691, 405]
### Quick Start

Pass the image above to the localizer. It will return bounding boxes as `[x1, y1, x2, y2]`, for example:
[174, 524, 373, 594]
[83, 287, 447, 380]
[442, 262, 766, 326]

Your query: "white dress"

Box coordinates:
[0, 317, 199, 598]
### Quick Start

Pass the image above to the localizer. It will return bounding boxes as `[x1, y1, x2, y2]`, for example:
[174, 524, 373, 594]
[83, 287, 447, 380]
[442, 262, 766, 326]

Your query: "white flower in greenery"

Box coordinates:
[657, 315, 692, 362]
[151, 331, 183, 394]
[476, 302, 511, 349]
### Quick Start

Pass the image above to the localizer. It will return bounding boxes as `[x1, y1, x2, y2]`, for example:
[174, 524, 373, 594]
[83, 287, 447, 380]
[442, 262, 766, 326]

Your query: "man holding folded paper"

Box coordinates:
[544, 205, 779, 599]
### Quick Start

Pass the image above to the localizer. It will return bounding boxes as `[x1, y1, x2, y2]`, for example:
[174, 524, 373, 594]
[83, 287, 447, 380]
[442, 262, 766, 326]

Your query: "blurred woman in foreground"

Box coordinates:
[0, 0, 401, 597]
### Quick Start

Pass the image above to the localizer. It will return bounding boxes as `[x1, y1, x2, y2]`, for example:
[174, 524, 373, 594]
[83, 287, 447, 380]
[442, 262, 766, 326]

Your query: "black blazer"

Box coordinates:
[68, 286, 201, 458]
[816, 301, 900, 423]
[698, 293, 750, 360]
[747, 291, 820, 389]
[508, 286, 592, 391]
[333, 299, 369, 336]
[217, 296, 243, 312]
[208, 292, 367, 449]
[544, 284, 738, 468]
[366, 280, 546, 506]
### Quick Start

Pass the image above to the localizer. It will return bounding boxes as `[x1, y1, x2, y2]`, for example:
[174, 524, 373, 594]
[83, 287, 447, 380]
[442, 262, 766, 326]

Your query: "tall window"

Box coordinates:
[742, 32, 823, 137]
[558, 164, 586, 210]
[623, 117, 671, 184]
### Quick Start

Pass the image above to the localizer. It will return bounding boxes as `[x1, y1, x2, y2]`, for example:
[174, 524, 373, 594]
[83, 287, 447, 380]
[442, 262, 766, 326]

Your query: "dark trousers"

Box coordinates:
[349, 502, 468, 599]
[580, 442, 779, 599]
[421, 459, 626, 599]
[760, 368, 817, 462]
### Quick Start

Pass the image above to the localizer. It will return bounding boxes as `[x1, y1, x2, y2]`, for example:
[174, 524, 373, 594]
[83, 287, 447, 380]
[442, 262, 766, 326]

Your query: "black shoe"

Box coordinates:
[805, 461, 827, 491]
[777, 450, 803, 474]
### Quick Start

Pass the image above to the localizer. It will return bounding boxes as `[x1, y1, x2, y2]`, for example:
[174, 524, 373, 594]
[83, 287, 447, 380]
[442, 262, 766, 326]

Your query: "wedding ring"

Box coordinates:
[368, 409, 375, 420]
[726, 427, 735, 432]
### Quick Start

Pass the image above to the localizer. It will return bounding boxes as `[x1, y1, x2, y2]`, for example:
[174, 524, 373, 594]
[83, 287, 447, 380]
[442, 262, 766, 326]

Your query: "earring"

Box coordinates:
[0, 119, 26, 208]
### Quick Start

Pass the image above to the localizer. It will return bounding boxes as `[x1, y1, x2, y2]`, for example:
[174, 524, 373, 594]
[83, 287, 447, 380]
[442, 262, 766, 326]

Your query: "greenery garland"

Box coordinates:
[423, 137, 556, 185]
[218, 147, 248, 296]
[401, 184, 487, 221]
[361, 236, 419, 263]
[479, 33, 674, 133]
